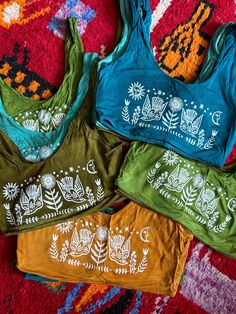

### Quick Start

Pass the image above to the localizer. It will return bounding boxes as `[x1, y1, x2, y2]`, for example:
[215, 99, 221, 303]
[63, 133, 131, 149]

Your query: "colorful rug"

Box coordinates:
[0, 0, 236, 313]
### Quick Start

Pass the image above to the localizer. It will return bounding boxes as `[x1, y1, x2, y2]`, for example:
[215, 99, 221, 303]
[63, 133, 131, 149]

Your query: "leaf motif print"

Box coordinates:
[86, 187, 96, 206]
[131, 106, 141, 124]
[137, 248, 149, 273]
[44, 189, 63, 211]
[213, 215, 232, 233]
[181, 185, 198, 206]
[49, 234, 59, 260]
[162, 110, 179, 131]
[4, 203, 16, 226]
[91, 240, 107, 266]
[122, 99, 131, 123]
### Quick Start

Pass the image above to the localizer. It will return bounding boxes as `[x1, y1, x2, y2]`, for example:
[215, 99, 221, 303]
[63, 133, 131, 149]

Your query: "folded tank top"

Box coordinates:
[17, 201, 193, 296]
[0, 51, 96, 162]
[95, 0, 236, 167]
[116, 142, 236, 258]
[0, 18, 83, 133]
[0, 77, 127, 235]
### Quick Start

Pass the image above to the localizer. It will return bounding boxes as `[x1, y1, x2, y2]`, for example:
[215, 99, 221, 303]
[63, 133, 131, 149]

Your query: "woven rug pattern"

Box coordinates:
[0, 0, 236, 313]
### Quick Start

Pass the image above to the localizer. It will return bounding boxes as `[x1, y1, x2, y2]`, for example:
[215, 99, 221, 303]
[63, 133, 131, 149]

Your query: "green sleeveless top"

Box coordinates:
[0, 18, 83, 132]
[116, 142, 236, 258]
[0, 85, 126, 235]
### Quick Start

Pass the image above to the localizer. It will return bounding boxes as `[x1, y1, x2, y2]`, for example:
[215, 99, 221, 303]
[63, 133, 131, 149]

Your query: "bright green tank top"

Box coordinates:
[116, 142, 236, 258]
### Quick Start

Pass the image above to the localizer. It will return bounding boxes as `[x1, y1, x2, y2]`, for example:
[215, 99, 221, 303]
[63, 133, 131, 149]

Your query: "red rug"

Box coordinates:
[0, 0, 236, 313]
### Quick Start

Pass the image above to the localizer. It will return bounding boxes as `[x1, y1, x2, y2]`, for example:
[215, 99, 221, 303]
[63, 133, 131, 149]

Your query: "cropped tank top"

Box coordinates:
[116, 142, 236, 258]
[0, 82, 126, 235]
[17, 201, 193, 296]
[0, 18, 83, 133]
[95, 0, 236, 167]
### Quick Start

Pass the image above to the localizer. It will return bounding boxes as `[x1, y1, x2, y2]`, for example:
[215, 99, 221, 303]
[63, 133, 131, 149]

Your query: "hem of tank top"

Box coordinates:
[95, 121, 225, 167]
[0, 18, 83, 109]
[1, 192, 124, 235]
[115, 187, 236, 259]
[15, 264, 178, 296]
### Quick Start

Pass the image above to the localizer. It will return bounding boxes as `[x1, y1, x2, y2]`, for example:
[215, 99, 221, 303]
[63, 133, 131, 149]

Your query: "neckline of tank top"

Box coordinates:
[0, 52, 93, 135]
[0, 52, 98, 165]
[0, 18, 83, 109]
[97, 0, 235, 87]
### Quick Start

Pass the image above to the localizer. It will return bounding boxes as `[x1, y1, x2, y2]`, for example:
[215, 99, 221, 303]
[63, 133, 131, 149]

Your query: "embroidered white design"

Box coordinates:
[212, 111, 222, 126]
[162, 97, 183, 131]
[128, 82, 145, 100]
[162, 150, 178, 166]
[195, 188, 220, 218]
[57, 222, 74, 234]
[165, 165, 191, 192]
[146, 157, 232, 233]
[109, 235, 131, 265]
[228, 198, 236, 213]
[4, 162, 105, 226]
[86, 160, 98, 174]
[20, 184, 43, 215]
[49, 223, 150, 275]
[57, 175, 86, 203]
[140, 227, 150, 243]
[204, 130, 218, 150]
[69, 227, 95, 257]
[122, 86, 220, 151]
[180, 109, 203, 136]
[41, 174, 56, 189]
[141, 95, 168, 121]
[22, 119, 39, 131]
[96, 226, 108, 241]
[51, 113, 65, 127]
[3, 183, 20, 200]
[39, 146, 53, 159]
[38, 110, 52, 125]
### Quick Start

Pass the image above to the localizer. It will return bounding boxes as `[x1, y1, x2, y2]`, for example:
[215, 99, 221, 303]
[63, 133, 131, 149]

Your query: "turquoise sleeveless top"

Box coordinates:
[0, 53, 97, 162]
[95, 0, 236, 167]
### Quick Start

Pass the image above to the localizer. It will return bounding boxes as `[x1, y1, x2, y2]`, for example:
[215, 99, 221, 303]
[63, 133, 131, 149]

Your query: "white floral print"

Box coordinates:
[96, 226, 108, 241]
[41, 174, 56, 189]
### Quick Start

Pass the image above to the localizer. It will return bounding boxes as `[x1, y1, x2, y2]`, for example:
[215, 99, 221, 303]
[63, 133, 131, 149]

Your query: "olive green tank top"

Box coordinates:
[0, 18, 83, 132]
[116, 142, 236, 258]
[0, 81, 126, 235]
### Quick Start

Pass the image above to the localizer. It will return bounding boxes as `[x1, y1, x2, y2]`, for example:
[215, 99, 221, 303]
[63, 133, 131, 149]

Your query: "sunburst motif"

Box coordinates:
[3, 183, 20, 200]
[163, 150, 179, 166]
[128, 82, 145, 100]
[56, 222, 74, 234]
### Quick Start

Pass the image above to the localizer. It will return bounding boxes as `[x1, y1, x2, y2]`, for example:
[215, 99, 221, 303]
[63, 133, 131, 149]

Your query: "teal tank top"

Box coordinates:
[95, 0, 236, 167]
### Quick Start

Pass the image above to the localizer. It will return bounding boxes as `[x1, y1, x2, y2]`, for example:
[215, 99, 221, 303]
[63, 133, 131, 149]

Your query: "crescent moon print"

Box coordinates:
[228, 198, 236, 212]
[86, 160, 98, 174]
[212, 111, 222, 125]
[140, 227, 150, 243]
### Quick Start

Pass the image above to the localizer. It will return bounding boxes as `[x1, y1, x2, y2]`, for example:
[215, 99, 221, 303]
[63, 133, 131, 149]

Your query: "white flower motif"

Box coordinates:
[168, 97, 184, 112]
[52, 234, 58, 241]
[56, 222, 73, 234]
[96, 226, 108, 241]
[128, 82, 145, 100]
[39, 146, 53, 159]
[193, 174, 206, 189]
[162, 150, 179, 166]
[3, 183, 20, 200]
[95, 179, 101, 186]
[41, 174, 56, 189]
[143, 248, 149, 256]
[25, 154, 39, 162]
[69, 167, 75, 172]
[38, 110, 52, 125]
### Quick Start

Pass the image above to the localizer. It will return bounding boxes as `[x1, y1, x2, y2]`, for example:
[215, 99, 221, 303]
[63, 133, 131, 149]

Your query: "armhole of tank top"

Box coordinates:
[197, 23, 233, 83]
[97, 0, 133, 72]
[206, 25, 236, 84]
